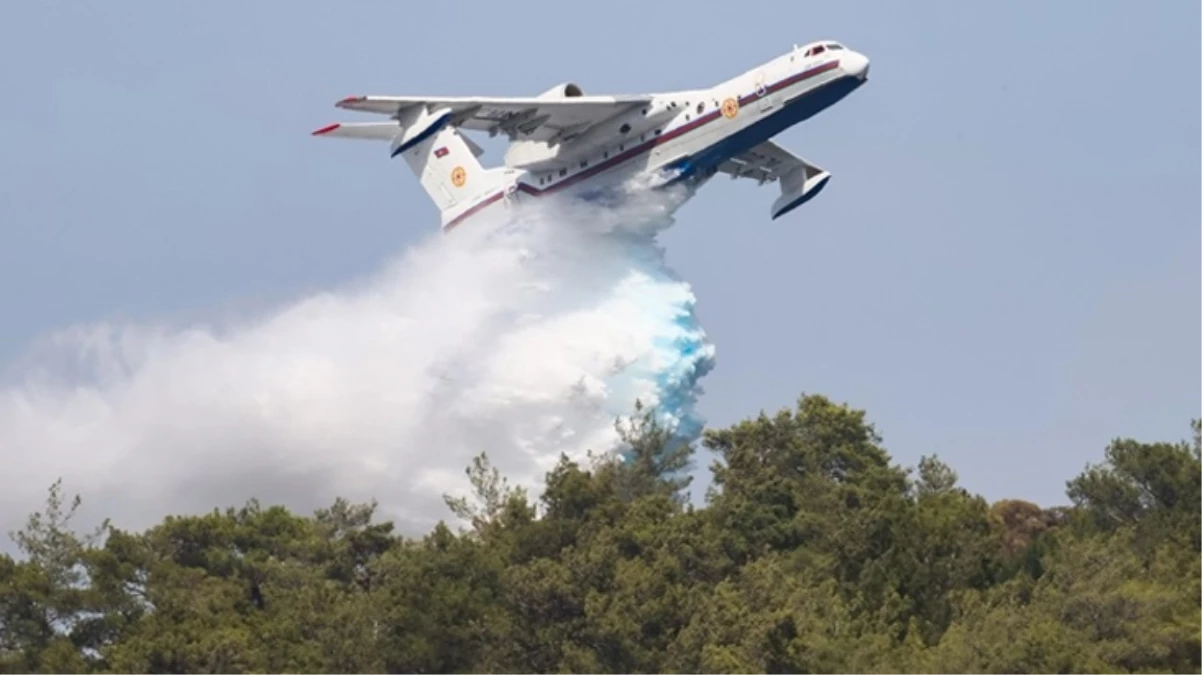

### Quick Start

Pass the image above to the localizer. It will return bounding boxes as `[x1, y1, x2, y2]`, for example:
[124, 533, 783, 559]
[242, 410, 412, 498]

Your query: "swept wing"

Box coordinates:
[334, 94, 653, 143]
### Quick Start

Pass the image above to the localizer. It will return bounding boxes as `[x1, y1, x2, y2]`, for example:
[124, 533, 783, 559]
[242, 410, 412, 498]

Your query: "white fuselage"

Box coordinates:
[442, 42, 870, 230]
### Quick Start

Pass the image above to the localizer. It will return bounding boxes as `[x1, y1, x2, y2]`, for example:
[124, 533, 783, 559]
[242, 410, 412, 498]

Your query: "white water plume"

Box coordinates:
[0, 190, 716, 540]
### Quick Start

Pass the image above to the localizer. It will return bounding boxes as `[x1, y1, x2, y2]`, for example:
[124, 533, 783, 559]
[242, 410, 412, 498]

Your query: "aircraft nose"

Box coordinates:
[845, 51, 870, 80]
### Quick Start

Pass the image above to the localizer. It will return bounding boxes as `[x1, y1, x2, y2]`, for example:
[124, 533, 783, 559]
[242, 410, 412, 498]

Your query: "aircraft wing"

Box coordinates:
[334, 94, 653, 142]
[717, 140, 833, 220]
[716, 140, 820, 184]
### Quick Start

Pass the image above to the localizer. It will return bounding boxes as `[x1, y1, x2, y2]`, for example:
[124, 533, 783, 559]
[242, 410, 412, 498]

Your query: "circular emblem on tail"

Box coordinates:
[721, 97, 739, 119]
[450, 166, 467, 188]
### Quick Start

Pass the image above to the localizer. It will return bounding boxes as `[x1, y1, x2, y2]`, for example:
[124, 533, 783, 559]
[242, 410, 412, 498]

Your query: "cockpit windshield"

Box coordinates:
[803, 42, 845, 57]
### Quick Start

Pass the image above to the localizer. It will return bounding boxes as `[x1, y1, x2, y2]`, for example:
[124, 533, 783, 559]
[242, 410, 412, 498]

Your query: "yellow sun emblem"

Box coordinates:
[721, 97, 739, 119]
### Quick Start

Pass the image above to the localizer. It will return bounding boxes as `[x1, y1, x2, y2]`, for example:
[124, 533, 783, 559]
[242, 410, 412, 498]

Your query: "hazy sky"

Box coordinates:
[1, 1, 1197, 521]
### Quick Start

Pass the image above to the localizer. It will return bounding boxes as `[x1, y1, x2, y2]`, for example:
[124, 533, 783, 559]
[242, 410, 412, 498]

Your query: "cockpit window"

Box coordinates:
[804, 42, 847, 56]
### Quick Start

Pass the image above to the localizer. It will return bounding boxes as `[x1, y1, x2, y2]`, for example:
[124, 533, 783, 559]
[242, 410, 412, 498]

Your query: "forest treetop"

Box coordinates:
[3, 393, 1198, 673]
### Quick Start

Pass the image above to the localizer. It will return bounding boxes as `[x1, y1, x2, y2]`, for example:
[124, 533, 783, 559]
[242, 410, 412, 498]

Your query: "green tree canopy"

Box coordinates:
[2, 397, 1197, 674]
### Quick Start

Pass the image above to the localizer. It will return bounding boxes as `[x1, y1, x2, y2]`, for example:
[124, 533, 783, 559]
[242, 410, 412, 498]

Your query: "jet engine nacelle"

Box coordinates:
[537, 82, 585, 99]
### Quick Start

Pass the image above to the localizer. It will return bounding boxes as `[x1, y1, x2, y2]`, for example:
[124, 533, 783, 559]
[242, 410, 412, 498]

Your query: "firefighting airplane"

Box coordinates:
[313, 41, 869, 231]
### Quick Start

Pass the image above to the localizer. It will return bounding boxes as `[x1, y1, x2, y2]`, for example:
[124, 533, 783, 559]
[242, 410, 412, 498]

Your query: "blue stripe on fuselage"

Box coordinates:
[668, 74, 865, 184]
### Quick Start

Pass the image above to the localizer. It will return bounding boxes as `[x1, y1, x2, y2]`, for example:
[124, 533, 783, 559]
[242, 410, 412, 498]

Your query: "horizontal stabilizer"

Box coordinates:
[312, 121, 485, 159]
[311, 122, 402, 141]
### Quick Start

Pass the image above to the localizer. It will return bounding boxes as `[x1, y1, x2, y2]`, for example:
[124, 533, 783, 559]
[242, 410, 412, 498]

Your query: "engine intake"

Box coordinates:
[537, 82, 585, 99]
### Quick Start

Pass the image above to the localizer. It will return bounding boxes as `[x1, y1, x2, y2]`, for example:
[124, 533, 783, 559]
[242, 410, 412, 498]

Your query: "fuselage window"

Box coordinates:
[696, 102, 705, 114]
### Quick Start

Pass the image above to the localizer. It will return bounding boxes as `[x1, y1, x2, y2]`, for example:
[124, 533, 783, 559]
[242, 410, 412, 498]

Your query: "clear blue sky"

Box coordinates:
[1, 1, 1197, 512]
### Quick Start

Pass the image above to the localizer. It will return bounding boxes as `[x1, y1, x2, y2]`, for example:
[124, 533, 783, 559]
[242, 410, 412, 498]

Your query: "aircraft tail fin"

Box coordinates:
[313, 114, 513, 229]
[397, 124, 514, 227]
